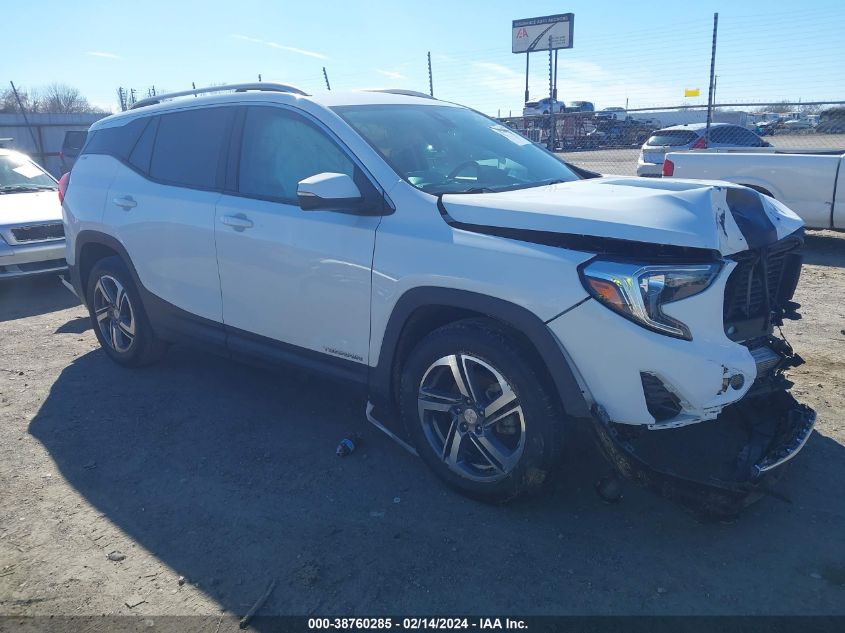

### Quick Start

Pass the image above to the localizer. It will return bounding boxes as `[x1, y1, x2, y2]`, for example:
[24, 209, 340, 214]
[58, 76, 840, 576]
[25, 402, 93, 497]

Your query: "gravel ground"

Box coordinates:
[1, 231, 844, 620]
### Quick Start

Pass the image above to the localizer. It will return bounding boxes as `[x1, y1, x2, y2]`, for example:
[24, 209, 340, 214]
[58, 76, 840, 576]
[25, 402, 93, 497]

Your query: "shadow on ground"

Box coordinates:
[28, 345, 845, 619]
[803, 233, 845, 267]
[0, 275, 79, 322]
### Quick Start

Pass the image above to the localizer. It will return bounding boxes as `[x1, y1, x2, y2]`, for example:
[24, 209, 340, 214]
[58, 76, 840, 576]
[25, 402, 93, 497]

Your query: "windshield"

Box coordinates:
[0, 153, 56, 192]
[333, 104, 579, 195]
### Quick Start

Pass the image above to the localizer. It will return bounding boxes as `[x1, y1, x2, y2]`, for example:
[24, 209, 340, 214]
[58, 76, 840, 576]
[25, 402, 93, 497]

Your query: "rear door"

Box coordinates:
[104, 106, 234, 326]
[214, 105, 381, 369]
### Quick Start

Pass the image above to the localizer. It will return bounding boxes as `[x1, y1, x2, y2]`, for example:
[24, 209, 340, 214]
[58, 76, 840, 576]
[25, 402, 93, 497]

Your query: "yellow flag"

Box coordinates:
[684, 88, 701, 97]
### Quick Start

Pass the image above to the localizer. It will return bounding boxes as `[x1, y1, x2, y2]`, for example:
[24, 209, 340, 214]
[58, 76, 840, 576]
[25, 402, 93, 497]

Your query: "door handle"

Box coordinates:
[112, 195, 137, 210]
[221, 214, 254, 231]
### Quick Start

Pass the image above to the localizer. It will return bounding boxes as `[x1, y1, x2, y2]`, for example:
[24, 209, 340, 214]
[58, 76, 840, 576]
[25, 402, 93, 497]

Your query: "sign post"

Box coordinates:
[512, 13, 574, 150]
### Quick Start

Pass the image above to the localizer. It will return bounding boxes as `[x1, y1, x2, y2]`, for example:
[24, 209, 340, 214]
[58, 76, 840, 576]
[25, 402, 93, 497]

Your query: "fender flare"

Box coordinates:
[71, 230, 139, 306]
[370, 286, 591, 419]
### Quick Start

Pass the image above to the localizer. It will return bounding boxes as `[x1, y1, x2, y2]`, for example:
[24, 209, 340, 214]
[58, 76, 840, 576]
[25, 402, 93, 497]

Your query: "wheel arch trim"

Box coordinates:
[370, 286, 591, 420]
[71, 230, 137, 308]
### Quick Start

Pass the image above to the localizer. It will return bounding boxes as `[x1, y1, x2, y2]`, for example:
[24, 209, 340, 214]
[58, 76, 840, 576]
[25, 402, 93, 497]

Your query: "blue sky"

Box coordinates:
[4, 0, 844, 115]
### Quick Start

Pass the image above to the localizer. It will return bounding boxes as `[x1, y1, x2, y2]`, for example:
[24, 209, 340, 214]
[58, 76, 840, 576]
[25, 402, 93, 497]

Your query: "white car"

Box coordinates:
[61, 83, 815, 513]
[0, 149, 67, 279]
[637, 123, 770, 177]
[663, 151, 845, 230]
[522, 98, 565, 117]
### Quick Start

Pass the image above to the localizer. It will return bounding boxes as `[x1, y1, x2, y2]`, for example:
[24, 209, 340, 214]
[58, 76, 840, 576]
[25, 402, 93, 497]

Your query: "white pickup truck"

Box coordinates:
[663, 151, 845, 230]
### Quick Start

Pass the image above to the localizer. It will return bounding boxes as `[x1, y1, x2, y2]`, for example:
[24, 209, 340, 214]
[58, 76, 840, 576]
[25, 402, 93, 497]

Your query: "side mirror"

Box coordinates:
[297, 172, 362, 211]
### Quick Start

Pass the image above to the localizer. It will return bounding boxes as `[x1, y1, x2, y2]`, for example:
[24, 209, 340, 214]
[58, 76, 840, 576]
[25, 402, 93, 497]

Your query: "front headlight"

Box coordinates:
[580, 260, 722, 340]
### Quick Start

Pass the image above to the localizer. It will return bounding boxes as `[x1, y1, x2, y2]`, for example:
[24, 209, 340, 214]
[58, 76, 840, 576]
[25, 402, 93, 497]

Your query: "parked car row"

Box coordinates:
[522, 99, 613, 117]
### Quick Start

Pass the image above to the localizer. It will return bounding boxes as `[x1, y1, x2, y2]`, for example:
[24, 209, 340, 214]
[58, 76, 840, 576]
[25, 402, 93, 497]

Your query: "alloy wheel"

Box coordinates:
[417, 353, 526, 482]
[93, 275, 136, 353]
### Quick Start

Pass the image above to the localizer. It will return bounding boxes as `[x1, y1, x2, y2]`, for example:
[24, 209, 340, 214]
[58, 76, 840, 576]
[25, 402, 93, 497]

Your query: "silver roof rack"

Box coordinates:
[130, 82, 308, 110]
[364, 89, 435, 100]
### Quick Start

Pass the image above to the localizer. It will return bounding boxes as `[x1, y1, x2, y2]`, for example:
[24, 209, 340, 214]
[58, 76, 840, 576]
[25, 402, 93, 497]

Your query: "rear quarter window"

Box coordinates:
[646, 130, 698, 146]
[82, 118, 149, 160]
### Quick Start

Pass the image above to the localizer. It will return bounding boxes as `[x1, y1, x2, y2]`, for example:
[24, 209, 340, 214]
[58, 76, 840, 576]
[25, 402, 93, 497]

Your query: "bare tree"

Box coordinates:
[35, 83, 92, 113]
[1, 83, 108, 114]
[0, 86, 38, 113]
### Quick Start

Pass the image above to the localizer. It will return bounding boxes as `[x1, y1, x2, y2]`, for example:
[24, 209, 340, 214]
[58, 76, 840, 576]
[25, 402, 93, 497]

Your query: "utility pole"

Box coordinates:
[427, 51, 434, 97]
[705, 12, 719, 144]
[323, 67, 331, 91]
[713, 75, 718, 107]
[524, 53, 530, 105]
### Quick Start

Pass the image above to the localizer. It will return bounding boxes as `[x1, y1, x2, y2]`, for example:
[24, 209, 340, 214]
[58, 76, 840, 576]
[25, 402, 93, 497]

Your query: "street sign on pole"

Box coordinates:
[512, 14, 574, 54]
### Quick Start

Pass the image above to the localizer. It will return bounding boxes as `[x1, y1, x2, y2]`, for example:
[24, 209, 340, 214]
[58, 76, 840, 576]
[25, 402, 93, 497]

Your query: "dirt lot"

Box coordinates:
[1, 232, 844, 621]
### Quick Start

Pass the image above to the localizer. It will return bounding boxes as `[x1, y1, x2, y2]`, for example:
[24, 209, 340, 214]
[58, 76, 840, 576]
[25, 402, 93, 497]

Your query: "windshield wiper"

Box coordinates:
[528, 178, 570, 188]
[0, 184, 57, 193]
[460, 186, 497, 194]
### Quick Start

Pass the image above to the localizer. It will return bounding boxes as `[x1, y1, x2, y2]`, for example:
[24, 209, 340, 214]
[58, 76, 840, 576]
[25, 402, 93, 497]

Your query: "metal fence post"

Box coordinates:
[705, 12, 719, 145]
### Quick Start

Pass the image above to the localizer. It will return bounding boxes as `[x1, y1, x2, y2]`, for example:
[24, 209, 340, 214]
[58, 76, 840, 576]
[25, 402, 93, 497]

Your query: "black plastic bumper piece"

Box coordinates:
[590, 390, 816, 519]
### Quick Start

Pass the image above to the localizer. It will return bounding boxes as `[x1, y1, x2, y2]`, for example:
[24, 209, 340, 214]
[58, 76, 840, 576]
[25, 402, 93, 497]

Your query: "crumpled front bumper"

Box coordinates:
[591, 390, 816, 518]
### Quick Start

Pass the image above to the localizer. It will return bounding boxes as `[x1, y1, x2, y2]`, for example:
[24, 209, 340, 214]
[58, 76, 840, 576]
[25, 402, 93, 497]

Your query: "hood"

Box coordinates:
[0, 190, 63, 228]
[440, 177, 804, 257]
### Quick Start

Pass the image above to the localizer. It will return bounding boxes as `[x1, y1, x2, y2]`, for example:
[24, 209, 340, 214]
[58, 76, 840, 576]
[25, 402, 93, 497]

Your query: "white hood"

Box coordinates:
[0, 190, 63, 228]
[441, 177, 804, 256]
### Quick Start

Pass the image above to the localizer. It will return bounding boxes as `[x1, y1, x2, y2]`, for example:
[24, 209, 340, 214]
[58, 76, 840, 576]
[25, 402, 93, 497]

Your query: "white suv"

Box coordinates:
[61, 83, 815, 513]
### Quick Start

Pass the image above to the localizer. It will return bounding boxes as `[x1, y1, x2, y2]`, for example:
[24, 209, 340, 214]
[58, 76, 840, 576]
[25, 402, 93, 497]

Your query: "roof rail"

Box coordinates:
[130, 82, 308, 110]
[363, 89, 436, 100]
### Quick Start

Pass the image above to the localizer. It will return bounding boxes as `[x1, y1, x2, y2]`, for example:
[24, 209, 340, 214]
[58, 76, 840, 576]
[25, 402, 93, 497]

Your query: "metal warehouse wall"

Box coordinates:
[0, 112, 107, 177]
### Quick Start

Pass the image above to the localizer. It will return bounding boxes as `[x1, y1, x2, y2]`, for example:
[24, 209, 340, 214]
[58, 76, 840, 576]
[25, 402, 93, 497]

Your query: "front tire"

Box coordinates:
[399, 319, 564, 502]
[86, 256, 167, 367]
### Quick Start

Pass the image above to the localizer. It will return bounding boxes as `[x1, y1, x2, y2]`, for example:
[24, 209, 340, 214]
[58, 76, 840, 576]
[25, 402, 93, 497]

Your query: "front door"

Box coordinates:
[214, 105, 380, 368]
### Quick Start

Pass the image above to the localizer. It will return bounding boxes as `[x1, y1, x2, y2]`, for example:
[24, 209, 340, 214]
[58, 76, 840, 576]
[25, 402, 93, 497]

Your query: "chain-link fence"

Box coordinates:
[109, 6, 844, 182]
[493, 102, 845, 176]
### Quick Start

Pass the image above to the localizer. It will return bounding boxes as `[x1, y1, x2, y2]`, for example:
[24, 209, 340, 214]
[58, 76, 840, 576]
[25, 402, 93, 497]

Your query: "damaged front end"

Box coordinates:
[592, 389, 815, 520]
[590, 229, 816, 519]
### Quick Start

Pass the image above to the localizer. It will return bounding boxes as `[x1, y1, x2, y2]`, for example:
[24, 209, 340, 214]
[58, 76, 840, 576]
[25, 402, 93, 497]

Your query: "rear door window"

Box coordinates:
[646, 130, 697, 146]
[149, 107, 233, 189]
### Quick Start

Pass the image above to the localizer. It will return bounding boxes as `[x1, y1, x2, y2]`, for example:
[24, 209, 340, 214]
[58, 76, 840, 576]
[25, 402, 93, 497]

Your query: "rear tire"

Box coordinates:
[399, 318, 564, 503]
[86, 256, 167, 367]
